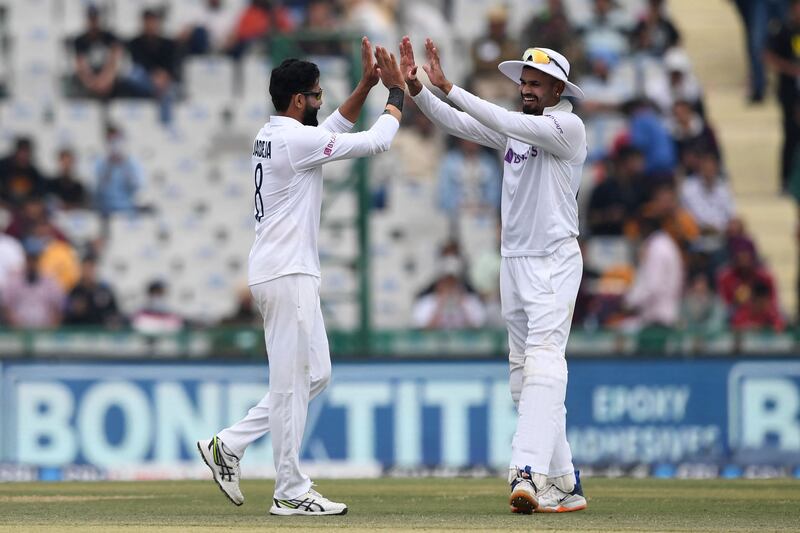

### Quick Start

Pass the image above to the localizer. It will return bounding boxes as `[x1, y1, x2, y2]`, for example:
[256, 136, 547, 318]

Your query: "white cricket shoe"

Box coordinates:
[269, 487, 348, 516]
[508, 467, 541, 514]
[536, 470, 588, 513]
[197, 436, 244, 506]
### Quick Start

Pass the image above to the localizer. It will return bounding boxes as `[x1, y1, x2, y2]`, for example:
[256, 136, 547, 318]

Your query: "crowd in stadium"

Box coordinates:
[0, 0, 790, 341]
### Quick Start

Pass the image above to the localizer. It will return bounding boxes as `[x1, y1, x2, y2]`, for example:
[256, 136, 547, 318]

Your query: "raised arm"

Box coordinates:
[447, 85, 584, 160]
[291, 46, 404, 171]
[423, 38, 583, 159]
[320, 36, 380, 133]
[400, 36, 506, 150]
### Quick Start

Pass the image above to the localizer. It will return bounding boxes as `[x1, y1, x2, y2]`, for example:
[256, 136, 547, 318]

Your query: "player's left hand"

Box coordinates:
[422, 38, 452, 95]
[360, 36, 380, 88]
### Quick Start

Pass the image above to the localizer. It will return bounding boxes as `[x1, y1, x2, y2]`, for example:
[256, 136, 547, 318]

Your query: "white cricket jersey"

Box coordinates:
[412, 86, 587, 257]
[248, 110, 399, 285]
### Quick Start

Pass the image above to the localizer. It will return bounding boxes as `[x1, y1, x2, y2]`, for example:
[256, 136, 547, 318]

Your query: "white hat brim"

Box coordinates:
[498, 60, 585, 100]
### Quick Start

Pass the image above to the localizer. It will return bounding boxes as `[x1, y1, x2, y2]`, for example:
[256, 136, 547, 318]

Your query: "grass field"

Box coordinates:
[1, 478, 799, 532]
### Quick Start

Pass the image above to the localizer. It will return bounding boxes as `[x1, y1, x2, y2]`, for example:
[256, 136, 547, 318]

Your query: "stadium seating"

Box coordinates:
[0, 0, 791, 332]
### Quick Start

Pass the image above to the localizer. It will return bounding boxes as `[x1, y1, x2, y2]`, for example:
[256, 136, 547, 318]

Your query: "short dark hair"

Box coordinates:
[269, 59, 320, 112]
[15, 136, 33, 151]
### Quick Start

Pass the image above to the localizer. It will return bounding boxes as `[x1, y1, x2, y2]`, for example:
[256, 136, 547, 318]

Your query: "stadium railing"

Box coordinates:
[1, 326, 798, 359]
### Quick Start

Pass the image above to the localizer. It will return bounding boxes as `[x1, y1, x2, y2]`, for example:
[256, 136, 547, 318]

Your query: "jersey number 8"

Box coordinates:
[254, 163, 265, 222]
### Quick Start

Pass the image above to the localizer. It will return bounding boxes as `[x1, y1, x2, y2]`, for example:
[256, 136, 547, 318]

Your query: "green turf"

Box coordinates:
[1, 478, 799, 532]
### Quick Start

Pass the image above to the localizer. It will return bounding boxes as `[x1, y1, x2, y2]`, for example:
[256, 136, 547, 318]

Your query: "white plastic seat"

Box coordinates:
[52, 209, 103, 246]
[184, 56, 235, 103]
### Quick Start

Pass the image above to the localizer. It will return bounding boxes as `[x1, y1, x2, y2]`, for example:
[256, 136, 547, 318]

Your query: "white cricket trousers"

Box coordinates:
[501, 238, 582, 478]
[217, 274, 332, 500]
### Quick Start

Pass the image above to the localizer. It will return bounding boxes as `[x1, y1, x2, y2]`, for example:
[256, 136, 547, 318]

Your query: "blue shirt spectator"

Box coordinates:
[94, 126, 144, 215]
[438, 138, 501, 216]
[627, 100, 677, 177]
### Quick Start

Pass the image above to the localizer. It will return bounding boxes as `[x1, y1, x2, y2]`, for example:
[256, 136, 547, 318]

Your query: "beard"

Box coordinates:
[302, 105, 319, 126]
[521, 94, 539, 115]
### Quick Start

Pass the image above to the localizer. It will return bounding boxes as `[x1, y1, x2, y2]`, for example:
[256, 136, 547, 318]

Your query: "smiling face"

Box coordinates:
[519, 66, 565, 115]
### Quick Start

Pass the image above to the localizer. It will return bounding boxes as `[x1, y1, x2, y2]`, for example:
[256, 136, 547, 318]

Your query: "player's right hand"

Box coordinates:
[400, 36, 423, 96]
[375, 46, 405, 91]
[423, 38, 452, 95]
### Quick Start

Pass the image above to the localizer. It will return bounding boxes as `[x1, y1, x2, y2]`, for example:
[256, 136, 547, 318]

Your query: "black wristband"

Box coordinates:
[386, 87, 404, 112]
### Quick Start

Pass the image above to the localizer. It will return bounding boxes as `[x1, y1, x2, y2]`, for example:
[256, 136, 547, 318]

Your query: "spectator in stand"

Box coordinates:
[226, 0, 294, 58]
[580, 0, 632, 58]
[0, 233, 24, 294]
[718, 239, 783, 331]
[372, 100, 443, 206]
[662, 47, 704, 115]
[64, 254, 123, 327]
[5, 196, 67, 243]
[131, 280, 184, 334]
[641, 182, 700, 253]
[176, 0, 239, 56]
[681, 271, 726, 335]
[71, 4, 126, 100]
[94, 124, 145, 217]
[520, 0, 581, 67]
[621, 214, 684, 350]
[468, 218, 504, 328]
[669, 100, 721, 173]
[437, 138, 501, 219]
[47, 148, 88, 210]
[633, 0, 680, 56]
[625, 98, 678, 178]
[471, 5, 518, 74]
[297, 0, 345, 56]
[731, 0, 787, 103]
[587, 146, 648, 236]
[412, 243, 487, 330]
[342, 0, 397, 53]
[126, 8, 180, 124]
[726, 216, 757, 256]
[24, 220, 81, 293]
[221, 286, 261, 326]
[0, 248, 64, 328]
[731, 280, 785, 331]
[579, 47, 629, 116]
[765, 0, 800, 193]
[679, 151, 736, 236]
[0, 137, 47, 210]
[469, 5, 519, 102]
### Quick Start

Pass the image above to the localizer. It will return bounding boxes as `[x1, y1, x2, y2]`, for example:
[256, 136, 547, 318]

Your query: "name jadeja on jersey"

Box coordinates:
[252, 139, 271, 159]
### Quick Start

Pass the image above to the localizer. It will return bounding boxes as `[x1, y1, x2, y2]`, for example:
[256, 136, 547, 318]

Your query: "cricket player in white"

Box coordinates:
[400, 37, 588, 514]
[197, 39, 406, 516]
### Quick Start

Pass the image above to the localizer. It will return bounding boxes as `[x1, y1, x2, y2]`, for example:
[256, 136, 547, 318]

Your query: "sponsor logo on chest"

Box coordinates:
[504, 145, 538, 165]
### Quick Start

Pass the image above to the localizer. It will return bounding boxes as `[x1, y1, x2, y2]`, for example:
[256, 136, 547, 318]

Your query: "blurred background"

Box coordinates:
[0, 0, 798, 482]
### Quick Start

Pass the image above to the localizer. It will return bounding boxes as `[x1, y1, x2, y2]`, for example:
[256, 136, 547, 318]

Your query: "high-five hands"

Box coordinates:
[360, 36, 380, 89]
[400, 36, 423, 96]
[422, 38, 452, 95]
[374, 45, 405, 90]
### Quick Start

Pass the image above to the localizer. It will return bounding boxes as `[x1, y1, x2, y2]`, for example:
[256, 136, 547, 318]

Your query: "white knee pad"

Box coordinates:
[523, 347, 568, 385]
[509, 352, 525, 406]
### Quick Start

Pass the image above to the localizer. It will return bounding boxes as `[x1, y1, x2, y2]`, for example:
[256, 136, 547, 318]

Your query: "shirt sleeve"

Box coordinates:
[447, 85, 585, 160]
[411, 86, 507, 151]
[319, 109, 355, 134]
[288, 113, 400, 172]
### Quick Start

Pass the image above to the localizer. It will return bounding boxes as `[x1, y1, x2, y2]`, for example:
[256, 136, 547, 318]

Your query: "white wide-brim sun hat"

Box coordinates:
[498, 47, 585, 100]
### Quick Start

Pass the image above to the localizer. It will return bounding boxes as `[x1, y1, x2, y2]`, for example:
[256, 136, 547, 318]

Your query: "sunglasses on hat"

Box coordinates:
[523, 48, 568, 79]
